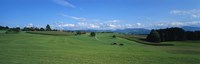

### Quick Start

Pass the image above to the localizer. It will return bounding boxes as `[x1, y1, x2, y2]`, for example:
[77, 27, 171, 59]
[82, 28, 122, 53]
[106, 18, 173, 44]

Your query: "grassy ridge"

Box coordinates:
[26, 31, 73, 36]
[0, 32, 199, 64]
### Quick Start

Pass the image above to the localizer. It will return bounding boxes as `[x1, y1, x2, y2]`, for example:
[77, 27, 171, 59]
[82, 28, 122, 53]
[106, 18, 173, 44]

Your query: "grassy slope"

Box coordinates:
[26, 31, 73, 36]
[0, 32, 200, 64]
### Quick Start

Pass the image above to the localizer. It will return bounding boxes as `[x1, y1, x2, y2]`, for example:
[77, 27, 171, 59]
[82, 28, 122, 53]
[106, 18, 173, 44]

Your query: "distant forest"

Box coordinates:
[0, 26, 9, 30]
[0, 24, 57, 34]
[0, 24, 56, 31]
[147, 27, 200, 43]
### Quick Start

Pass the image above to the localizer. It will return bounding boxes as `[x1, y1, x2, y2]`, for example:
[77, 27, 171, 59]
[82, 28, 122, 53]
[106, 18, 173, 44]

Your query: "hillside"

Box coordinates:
[114, 28, 150, 34]
[0, 31, 199, 64]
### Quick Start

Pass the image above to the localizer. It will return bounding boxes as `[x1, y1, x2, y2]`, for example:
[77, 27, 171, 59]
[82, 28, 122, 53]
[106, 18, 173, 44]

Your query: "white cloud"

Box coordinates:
[53, 20, 148, 30]
[125, 24, 133, 28]
[54, 21, 75, 30]
[108, 20, 121, 23]
[61, 14, 87, 22]
[89, 24, 100, 28]
[70, 16, 86, 21]
[136, 23, 141, 26]
[108, 24, 117, 28]
[57, 14, 147, 30]
[26, 23, 33, 27]
[53, 0, 76, 8]
[60, 24, 75, 27]
[170, 9, 200, 18]
[152, 21, 200, 28]
[77, 22, 88, 27]
[77, 22, 100, 29]
[170, 22, 184, 26]
[185, 21, 200, 26]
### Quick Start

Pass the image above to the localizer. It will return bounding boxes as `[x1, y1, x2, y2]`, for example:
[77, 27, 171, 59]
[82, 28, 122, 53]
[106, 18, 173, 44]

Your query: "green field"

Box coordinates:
[0, 31, 200, 64]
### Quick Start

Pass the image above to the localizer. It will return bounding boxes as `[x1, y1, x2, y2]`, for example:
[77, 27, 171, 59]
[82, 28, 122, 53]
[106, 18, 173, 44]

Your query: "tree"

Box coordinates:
[154, 27, 186, 42]
[5, 26, 9, 29]
[146, 30, 161, 43]
[76, 31, 81, 35]
[0, 26, 9, 30]
[35, 27, 40, 31]
[22, 27, 28, 31]
[195, 31, 200, 40]
[46, 24, 51, 31]
[90, 32, 96, 37]
[112, 35, 116, 38]
[186, 31, 200, 40]
[40, 28, 45, 31]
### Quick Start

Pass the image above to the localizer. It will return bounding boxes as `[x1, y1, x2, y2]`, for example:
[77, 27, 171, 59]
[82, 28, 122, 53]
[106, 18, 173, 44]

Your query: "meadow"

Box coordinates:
[0, 31, 200, 64]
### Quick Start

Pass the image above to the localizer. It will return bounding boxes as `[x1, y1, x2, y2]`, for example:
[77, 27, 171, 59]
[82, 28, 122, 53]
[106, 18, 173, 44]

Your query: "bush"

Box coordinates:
[112, 35, 116, 38]
[5, 28, 20, 34]
[75, 31, 87, 35]
[76, 31, 81, 35]
[90, 32, 96, 37]
[119, 43, 124, 46]
[111, 43, 117, 45]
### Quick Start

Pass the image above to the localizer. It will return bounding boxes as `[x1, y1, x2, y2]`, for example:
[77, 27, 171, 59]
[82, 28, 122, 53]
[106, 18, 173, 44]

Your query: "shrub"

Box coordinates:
[76, 31, 81, 35]
[112, 35, 116, 38]
[111, 43, 117, 45]
[119, 43, 124, 46]
[5, 28, 20, 34]
[90, 32, 96, 37]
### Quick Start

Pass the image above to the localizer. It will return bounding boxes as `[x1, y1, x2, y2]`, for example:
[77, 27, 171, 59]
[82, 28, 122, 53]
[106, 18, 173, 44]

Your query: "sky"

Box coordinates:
[0, 0, 200, 30]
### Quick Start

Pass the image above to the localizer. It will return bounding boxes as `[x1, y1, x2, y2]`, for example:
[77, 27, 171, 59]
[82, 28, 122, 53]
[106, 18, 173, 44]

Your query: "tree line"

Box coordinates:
[22, 24, 54, 31]
[0, 24, 53, 31]
[0, 26, 9, 30]
[147, 27, 200, 43]
[1, 24, 99, 37]
[0, 24, 57, 34]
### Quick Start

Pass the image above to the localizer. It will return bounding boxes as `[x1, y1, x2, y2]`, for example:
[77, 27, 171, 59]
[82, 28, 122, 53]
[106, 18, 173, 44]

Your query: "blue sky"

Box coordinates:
[1, 0, 200, 30]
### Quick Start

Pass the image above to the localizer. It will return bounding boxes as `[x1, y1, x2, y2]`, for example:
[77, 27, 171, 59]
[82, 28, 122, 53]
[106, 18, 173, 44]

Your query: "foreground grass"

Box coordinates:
[0, 32, 199, 64]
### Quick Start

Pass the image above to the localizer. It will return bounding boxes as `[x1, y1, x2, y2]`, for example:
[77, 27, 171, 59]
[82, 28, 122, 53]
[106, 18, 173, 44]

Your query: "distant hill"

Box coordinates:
[181, 26, 200, 31]
[64, 28, 150, 34]
[72, 29, 114, 32]
[114, 28, 150, 34]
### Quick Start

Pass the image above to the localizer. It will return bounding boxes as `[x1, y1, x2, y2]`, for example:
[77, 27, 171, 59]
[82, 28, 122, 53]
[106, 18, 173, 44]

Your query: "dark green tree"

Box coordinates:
[22, 27, 28, 31]
[46, 24, 51, 31]
[0, 26, 9, 30]
[39, 28, 45, 31]
[112, 35, 116, 38]
[76, 31, 81, 35]
[146, 30, 161, 43]
[5, 26, 9, 29]
[35, 27, 40, 31]
[90, 32, 96, 37]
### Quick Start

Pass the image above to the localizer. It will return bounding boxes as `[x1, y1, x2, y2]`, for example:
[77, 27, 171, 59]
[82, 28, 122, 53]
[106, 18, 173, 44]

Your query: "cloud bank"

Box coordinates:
[53, 9, 200, 30]
[170, 9, 200, 18]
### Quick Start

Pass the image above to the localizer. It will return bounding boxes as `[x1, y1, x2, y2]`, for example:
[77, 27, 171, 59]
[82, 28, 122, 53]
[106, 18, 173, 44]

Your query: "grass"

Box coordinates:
[119, 35, 174, 46]
[0, 31, 200, 64]
[26, 31, 74, 36]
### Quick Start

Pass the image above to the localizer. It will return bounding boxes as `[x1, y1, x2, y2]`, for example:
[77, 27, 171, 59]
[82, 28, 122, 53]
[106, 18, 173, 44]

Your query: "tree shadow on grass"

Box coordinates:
[119, 36, 174, 46]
